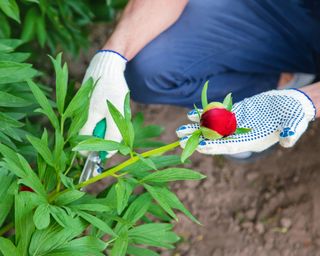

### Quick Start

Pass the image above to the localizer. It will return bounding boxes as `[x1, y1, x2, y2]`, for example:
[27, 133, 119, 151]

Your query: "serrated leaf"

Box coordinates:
[222, 93, 233, 111]
[201, 80, 209, 109]
[200, 127, 223, 140]
[141, 168, 205, 183]
[33, 203, 50, 229]
[181, 130, 201, 162]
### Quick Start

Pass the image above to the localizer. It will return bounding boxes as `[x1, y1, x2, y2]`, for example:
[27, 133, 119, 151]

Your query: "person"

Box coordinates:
[80, 0, 320, 159]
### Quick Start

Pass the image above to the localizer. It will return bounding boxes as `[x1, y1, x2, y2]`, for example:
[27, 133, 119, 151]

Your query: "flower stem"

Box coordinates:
[76, 141, 180, 189]
[49, 141, 180, 201]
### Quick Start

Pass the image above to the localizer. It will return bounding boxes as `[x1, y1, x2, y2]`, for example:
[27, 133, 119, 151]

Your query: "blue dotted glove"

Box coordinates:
[176, 89, 316, 155]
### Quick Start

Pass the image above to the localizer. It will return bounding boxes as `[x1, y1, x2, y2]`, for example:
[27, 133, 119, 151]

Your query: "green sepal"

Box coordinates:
[222, 93, 233, 111]
[234, 127, 252, 135]
[203, 102, 225, 112]
[201, 81, 209, 109]
[200, 127, 223, 140]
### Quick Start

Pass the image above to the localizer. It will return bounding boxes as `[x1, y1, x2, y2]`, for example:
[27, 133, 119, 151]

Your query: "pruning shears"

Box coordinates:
[78, 119, 108, 187]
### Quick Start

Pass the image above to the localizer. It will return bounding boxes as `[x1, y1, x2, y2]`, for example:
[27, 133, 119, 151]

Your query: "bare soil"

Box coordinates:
[136, 104, 320, 256]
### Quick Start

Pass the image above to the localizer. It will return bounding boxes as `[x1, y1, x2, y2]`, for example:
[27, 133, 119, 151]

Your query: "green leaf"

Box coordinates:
[0, 91, 32, 107]
[128, 223, 179, 249]
[27, 79, 59, 129]
[200, 127, 223, 140]
[55, 190, 85, 205]
[36, 15, 46, 47]
[49, 53, 68, 114]
[115, 179, 133, 215]
[137, 154, 157, 170]
[63, 77, 93, 119]
[15, 192, 41, 255]
[0, 237, 19, 256]
[111, 233, 128, 256]
[107, 99, 130, 147]
[59, 173, 75, 189]
[27, 134, 54, 167]
[0, 170, 16, 226]
[49, 206, 74, 228]
[67, 106, 89, 139]
[222, 93, 233, 111]
[201, 80, 209, 109]
[234, 127, 252, 135]
[70, 203, 110, 212]
[0, 61, 37, 84]
[33, 203, 50, 229]
[0, 0, 20, 23]
[161, 188, 201, 224]
[141, 168, 205, 183]
[122, 193, 152, 223]
[124, 92, 134, 148]
[143, 184, 177, 220]
[78, 211, 116, 236]
[72, 137, 129, 152]
[21, 8, 37, 41]
[181, 130, 201, 162]
[52, 236, 107, 255]
[29, 217, 87, 255]
[127, 246, 159, 256]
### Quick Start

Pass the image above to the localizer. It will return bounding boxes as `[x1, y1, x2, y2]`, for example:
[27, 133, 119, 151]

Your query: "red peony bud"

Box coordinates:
[200, 108, 237, 137]
[20, 185, 34, 192]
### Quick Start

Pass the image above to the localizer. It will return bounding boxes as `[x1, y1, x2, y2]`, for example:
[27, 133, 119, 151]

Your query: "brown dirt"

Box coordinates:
[71, 24, 320, 256]
[136, 104, 320, 256]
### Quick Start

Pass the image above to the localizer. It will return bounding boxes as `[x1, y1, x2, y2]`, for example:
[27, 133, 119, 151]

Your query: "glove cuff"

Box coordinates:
[89, 50, 127, 75]
[287, 89, 317, 121]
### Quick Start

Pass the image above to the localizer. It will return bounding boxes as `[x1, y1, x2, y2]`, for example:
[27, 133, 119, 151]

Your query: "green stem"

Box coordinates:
[49, 141, 180, 201]
[0, 222, 13, 236]
[77, 141, 180, 189]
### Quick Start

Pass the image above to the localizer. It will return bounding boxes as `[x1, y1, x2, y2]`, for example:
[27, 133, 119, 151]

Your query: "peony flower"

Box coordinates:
[200, 107, 237, 137]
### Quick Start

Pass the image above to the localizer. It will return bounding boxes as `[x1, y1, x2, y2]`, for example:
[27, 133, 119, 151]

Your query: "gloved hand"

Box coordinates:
[79, 50, 128, 158]
[176, 89, 316, 155]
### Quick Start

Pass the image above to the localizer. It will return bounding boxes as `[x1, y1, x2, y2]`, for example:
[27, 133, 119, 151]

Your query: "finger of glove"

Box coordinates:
[176, 123, 200, 138]
[187, 109, 203, 123]
[279, 117, 309, 148]
[196, 132, 279, 155]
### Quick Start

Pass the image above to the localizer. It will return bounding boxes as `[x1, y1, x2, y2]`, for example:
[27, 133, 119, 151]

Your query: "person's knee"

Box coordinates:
[125, 52, 179, 103]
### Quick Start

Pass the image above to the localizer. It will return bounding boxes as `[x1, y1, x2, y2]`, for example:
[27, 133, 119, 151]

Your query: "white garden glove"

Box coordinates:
[176, 89, 316, 155]
[79, 50, 129, 158]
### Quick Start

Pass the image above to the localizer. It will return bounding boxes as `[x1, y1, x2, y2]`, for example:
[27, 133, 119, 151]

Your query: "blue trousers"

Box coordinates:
[125, 0, 320, 108]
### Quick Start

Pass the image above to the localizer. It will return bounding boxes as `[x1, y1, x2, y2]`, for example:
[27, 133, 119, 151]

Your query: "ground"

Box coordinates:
[70, 24, 320, 256]
[137, 104, 320, 256]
